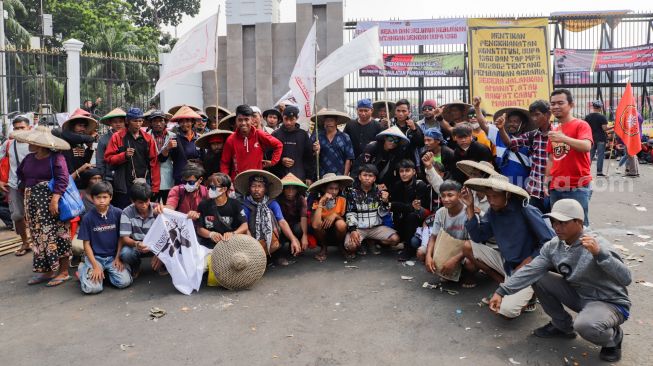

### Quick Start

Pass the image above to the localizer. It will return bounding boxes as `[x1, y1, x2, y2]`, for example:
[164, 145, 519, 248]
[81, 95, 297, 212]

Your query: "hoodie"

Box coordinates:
[271, 123, 314, 180]
[220, 127, 283, 180]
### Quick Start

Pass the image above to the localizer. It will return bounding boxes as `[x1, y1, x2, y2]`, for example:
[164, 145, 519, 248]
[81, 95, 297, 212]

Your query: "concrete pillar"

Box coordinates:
[295, 3, 313, 57]
[62, 39, 84, 113]
[226, 24, 244, 110]
[326, 2, 344, 111]
[255, 23, 274, 109]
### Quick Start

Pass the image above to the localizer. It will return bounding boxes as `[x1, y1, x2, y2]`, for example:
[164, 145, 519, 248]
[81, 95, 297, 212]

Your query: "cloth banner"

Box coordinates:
[155, 14, 218, 95]
[289, 20, 317, 130]
[614, 81, 642, 155]
[143, 209, 210, 295]
[360, 52, 465, 77]
[554, 44, 653, 74]
[468, 18, 552, 114]
[355, 19, 467, 46]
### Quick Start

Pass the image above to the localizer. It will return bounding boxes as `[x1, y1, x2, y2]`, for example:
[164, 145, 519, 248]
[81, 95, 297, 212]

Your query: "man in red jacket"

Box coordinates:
[220, 104, 283, 180]
[105, 107, 160, 208]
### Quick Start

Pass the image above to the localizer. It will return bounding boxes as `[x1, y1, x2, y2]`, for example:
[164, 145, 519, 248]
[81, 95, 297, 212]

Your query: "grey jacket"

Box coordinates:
[497, 232, 632, 311]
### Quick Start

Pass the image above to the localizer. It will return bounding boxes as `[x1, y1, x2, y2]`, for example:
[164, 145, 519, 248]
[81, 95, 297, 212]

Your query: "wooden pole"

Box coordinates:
[214, 5, 221, 115]
[313, 15, 320, 179]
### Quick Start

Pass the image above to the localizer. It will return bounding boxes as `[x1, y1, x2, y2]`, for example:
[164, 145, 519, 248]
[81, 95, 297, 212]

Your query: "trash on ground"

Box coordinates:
[120, 344, 134, 351]
[635, 206, 648, 212]
[626, 232, 634, 236]
[422, 281, 458, 295]
[638, 234, 651, 240]
[344, 265, 358, 269]
[634, 242, 650, 247]
[508, 358, 521, 365]
[636, 280, 653, 287]
[149, 307, 166, 319]
[613, 244, 629, 252]
[401, 275, 414, 280]
[405, 260, 415, 266]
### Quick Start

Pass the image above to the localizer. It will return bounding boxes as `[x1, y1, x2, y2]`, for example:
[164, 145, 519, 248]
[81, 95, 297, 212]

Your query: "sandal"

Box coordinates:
[46, 275, 71, 287]
[15, 247, 31, 256]
[523, 297, 538, 312]
[27, 274, 54, 285]
[314, 252, 327, 262]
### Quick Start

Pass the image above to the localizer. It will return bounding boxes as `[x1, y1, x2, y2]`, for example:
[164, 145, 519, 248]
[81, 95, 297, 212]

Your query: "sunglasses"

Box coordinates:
[183, 180, 197, 185]
[208, 184, 224, 190]
[385, 136, 401, 144]
[422, 107, 435, 111]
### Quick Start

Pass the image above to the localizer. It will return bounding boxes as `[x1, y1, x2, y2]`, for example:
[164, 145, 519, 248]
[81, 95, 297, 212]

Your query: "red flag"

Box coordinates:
[614, 81, 642, 155]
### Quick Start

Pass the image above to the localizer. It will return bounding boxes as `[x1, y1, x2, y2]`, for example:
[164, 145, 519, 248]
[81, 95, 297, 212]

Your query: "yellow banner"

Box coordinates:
[468, 18, 552, 115]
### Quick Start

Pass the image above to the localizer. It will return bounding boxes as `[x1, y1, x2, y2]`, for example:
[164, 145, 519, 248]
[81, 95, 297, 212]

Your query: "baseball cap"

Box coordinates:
[357, 98, 373, 109]
[592, 100, 603, 109]
[422, 99, 437, 109]
[283, 105, 300, 118]
[543, 199, 584, 222]
[251, 106, 262, 115]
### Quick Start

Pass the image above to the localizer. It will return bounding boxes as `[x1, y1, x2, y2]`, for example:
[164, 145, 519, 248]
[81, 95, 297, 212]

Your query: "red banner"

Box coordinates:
[554, 44, 653, 73]
[614, 82, 642, 155]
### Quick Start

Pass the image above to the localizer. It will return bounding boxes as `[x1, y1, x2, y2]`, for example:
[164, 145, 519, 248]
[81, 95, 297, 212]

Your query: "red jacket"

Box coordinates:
[104, 129, 160, 193]
[220, 128, 283, 179]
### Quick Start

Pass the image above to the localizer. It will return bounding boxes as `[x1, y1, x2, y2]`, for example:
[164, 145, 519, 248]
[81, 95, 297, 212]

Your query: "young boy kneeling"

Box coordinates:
[424, 180, 476, 287]
[119, 183, 160, 278]
[77, 182, 132, 294]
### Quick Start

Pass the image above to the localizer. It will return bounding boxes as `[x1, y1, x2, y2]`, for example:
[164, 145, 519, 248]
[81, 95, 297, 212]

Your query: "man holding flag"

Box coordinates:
[614, 81, 642, 178]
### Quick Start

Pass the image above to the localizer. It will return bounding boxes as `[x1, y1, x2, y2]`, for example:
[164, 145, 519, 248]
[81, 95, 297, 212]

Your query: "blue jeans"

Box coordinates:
[590, 141, 606, 173]
[78, 255, 132, 294]
[120, 246, 142, 274]
[550, 186, 592, 227]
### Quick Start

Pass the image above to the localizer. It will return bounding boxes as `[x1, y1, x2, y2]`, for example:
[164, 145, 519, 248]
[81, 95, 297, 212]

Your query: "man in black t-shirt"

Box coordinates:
[196, 173, 248, 249]
[584, 100, 610, 176]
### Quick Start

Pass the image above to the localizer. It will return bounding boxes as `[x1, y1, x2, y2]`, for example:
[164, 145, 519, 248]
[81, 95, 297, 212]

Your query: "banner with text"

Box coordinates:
[355, 19, 467, 46]
[554, 44, 653, 74]
[468, 18, 552, 114]
[360, 53, 465, 77]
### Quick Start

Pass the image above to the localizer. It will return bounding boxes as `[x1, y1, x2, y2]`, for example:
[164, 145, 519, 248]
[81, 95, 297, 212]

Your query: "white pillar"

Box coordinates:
[63, 39, 84, 113]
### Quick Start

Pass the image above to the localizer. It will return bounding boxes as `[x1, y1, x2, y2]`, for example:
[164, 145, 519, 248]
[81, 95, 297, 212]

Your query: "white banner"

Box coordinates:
[355, 19, 467, 46]
[143, 209, 210, 295]
[155, 14, 218, 95]
[289, 21, 317, 130]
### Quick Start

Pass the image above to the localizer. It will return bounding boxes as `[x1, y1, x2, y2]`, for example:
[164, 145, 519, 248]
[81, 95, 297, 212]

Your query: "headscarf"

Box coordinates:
[246, 195, 273, 252]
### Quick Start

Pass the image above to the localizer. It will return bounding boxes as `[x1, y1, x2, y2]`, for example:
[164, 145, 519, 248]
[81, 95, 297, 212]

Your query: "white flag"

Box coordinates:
[279, 26, 384, 115]
[155, 14, 218, 95]
[316, 26, 384, 91]
[143, 209, 210, 295]
[289, 21, 317, 130]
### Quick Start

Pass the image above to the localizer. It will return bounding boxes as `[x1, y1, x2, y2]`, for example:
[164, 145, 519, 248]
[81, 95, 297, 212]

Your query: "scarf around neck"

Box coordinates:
[246, 195, 273, 251]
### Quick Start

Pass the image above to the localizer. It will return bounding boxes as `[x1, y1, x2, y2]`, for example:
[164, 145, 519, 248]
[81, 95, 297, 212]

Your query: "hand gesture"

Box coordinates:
[581, 235, 600, 256]
[282, 157, 295, 168]
[459, 187, 474, 207]
[349, 230, 362, 247]
[210, 232, 224, 243]
[473, 96, 482, 109]
[422, 152, 434, 169]
[262, 160, 272, 168]
[223, 232, 234, 241]
[489, 293, 503, 313]
[377, 183, 387, 191]
[187, 211, 200, 220]
[434, 106, 443, 117]
[495, 113, 506, 130]
[126, 147, 135, 157]
[169, 139, 178, 149]
[380, 190, 390, 203]
[290, 237, 302, 256]
[0, 181, 8, 193]
[322, 213, 337, 229]
[313, 141, 320, 154]
[425, 255, 437, 273]
[112, 258, 125, 272]
[412, 199, 422, 211]
[79, 163, 94, 173]
[406, 119, 417, 131]
[136, 241, 150, 253]
[379, 118, 389, 129]
[319, 192, 333, 206]
[548, 130, 567, 143]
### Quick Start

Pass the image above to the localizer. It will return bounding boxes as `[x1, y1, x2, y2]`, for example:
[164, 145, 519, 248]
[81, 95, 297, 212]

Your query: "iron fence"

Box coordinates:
[344, 13, 653, 121]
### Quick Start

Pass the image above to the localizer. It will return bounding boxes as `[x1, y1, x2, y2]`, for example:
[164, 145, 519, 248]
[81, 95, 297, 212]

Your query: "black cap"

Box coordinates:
[592, 100, 603, 109]
[235, 104, 253, 117]
[146, 110, 166, 120]
[283, 105, 300, 118]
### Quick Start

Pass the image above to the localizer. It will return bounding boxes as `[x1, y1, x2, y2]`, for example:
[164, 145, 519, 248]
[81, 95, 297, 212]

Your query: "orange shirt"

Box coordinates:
[312, 196, 346, 217]
[474, 129, 496, 156]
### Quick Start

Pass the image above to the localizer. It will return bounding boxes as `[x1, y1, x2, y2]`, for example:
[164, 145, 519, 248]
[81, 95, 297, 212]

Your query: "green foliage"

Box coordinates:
[130, 0, 201, 27]
[3, 0, 31, 47]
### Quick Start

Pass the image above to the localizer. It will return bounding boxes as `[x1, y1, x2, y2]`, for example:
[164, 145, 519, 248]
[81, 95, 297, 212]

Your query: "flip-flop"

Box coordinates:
[27, 274, 54, 285]
[45, 275, 71, 287]
[14, 247, 31, 256]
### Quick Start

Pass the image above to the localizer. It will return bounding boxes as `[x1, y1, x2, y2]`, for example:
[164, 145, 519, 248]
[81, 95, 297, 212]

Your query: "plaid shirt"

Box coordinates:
[510, 128, 549, 199]
[345, 184, 390, 230]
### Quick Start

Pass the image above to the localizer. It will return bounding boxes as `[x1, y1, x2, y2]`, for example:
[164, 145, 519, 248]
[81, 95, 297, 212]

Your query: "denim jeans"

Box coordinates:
[120, 246, 143, 274]
[550, 186, 592, 226]
[590, 141, 606, 173]
[78, 255, 132, 294]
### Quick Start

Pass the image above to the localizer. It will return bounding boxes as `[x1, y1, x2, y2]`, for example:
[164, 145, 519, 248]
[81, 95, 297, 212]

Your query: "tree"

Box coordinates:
[130, 0, 201, 28]
[3, 0, 31, 47]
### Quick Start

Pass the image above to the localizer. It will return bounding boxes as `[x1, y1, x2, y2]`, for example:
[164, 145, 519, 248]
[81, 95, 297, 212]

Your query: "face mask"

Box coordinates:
[208, 188, 219, 199]
[184, 183, 198, 193]
[471, 122, 480, 130]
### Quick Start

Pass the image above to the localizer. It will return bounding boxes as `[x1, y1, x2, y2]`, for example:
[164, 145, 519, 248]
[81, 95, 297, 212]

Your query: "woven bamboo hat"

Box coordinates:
[464, 174, 529, 200]
[456, 160, 497, 179]
[218, 113, 237, 131]
[14, 126, 71, 150]
[310, 108, 350, 126]
[99, 107, 126, 125]
[307, 173, 354, 193]
[170, 105, 202, 122]
[234, 169, 283, 199]
[373, 100, 396, 112]
[167, 104, 201, 115]
[376, 126, 409, 145]
[62, 109, 98, 134]
[211, 234, 267, 290]
[281, 173, 308, 190]
[205, 105, 231, 120]
[195, 129, 233, 149]
[442, 100, 473, 122]
[493, 106, 536, 133]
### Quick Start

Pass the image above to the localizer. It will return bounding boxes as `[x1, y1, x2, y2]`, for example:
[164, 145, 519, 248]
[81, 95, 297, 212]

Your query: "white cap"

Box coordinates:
[251, 106, 262, 115]
[543, 199, 584, 222]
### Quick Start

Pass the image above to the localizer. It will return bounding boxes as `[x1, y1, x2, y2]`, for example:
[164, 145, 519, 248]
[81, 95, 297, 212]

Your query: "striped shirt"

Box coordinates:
[119, 203, 158, 241]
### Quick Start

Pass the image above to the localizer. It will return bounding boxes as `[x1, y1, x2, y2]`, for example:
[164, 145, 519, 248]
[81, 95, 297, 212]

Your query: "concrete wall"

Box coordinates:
[203, 1, 344, 112]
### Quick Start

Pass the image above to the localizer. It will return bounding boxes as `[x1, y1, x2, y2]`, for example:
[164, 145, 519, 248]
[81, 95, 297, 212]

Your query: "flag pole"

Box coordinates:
[383, 68, 391, 128]
[313, 15, 320, 179]
[214, 5, 221, 117]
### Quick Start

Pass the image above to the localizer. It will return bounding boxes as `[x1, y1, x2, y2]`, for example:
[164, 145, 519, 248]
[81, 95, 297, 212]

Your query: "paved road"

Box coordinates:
[1, 161, 652, 365]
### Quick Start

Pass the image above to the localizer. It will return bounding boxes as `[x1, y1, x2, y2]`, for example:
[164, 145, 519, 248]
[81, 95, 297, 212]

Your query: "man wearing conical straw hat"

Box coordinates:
[460, 174, 554, 319]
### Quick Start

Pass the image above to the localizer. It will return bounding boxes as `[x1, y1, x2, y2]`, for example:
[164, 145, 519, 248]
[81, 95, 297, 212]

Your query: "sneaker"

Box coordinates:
[397, 246, 416, 262]
[533, 322, 577, 339]
[597, 172, 606, 177]
[599, 328, 623, 362]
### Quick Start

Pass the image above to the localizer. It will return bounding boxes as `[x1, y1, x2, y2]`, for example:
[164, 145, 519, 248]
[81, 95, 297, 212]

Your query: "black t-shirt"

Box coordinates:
[197, 198, 247, 248]
[344, 119, 384, 159]
[584, 113, 608, 143]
